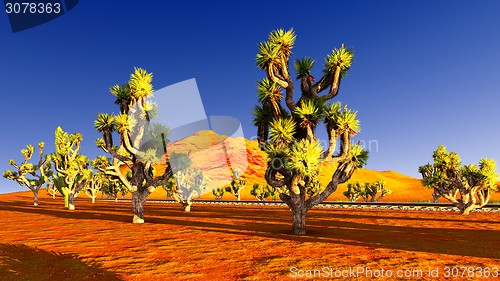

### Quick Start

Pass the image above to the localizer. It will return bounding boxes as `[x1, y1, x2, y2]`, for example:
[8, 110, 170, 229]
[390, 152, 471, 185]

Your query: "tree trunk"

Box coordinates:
[132, 191, 147, 223]
[68, 193, 75, 210]
[257, 124, 265, 150]
[432, 190, 440, 203]
[183, 201, 191, 212]
[339, 131, 350, 158]
[31, 189, 39, 206]
[63, 194, 68, 208]
[324, 127, 337, 158]
[91, 197, 95, 204]
[237, 193, 241, 201]
[291, 204, 307, 235]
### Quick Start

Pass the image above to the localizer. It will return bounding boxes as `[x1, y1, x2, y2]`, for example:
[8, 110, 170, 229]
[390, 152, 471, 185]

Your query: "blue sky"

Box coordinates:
[1, 1, 500, 193]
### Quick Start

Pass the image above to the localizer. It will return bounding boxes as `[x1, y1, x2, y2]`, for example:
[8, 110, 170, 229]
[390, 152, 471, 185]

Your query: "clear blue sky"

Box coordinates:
[2, 1, 500, 193]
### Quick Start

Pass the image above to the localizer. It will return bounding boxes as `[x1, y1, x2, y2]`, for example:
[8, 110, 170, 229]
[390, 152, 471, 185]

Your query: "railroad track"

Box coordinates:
[97, 198, 500, 212]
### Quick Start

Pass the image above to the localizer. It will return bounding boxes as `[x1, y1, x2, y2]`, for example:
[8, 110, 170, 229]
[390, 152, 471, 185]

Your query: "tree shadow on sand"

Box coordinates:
[0, 243, 123, 281]
[1, 200, 499, 260]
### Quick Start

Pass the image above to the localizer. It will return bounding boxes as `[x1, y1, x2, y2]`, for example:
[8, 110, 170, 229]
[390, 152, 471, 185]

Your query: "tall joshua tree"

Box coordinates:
[51, 127, 92, 210]
[3, 142, 52, 206]
[95, 68, 173, 223]
[419, 146, 498, 215]
[254, 29, 368, 234]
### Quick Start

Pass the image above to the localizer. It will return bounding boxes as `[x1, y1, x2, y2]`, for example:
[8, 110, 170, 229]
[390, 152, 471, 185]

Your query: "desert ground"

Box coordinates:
[0, 191, 499, 281]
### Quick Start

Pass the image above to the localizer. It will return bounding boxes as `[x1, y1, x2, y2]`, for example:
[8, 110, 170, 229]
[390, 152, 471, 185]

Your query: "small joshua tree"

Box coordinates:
[83, 170, 106, 204]
[254, 29, 368, 234]
[419, 146, 498, 214]
[95, 68, 173, 223]
[51, 127, 92, 210]
[361, 180, 391, 202]
[164, 178, 176, 199]
[212, 187, 225, 200]
[170, 168, 210, 212]
[343, 182, 364, 202]
[3, 142, 52, 206]
[251, 183, 270, 201]
[225, 169, 247, 201]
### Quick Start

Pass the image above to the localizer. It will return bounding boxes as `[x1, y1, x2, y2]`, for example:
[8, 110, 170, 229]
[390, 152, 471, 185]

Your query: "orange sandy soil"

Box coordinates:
[1, 192, 499, 281]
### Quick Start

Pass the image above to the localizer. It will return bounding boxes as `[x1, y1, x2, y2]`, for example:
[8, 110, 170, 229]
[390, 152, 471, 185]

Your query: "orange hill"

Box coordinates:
[145, 130, 500, 202]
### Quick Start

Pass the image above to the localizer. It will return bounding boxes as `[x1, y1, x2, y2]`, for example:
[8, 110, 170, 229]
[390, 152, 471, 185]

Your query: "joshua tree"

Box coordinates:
[94, 68, 173, 223]
[83, 171, 106, 203]
[343, 182, 365, 202]
[361, 180, 391, 202]
[170, 168, 210, 212]
[3, 142, 52, 206]
[225, 169, 247, 201]
[212, 187, 225, 200]
[253, 29, 368, 234]
[419, 146, 498, 215]
[251, 183, 270, 201]
[51, 127, 92, 210]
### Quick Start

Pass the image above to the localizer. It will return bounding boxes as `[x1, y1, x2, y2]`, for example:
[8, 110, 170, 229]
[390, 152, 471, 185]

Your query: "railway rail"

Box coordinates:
[97, 198, 500, 212]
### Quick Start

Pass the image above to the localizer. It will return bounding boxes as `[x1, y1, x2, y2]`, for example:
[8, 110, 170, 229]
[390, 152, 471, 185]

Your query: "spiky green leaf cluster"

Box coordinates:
[287, 139, 323, 177]
[252, 105, 273, 126]
[294, 57, 314, 80]
[256, 29, 296, 69]
[294, 99, 323, 129]
[349, 144, 369, 168]
[268, 28, 296, 53]
[257, 78, 282, 104]
[269, 117, 296, 148]
[256, 41, 281, 69]
[114, 114, 137, 134]
[110, 83, 131, 100]
[129, 67, 153, 99]
[325, 46, 354, 73]
[94, 113, 115, 133]
[336, 105, 360, 135]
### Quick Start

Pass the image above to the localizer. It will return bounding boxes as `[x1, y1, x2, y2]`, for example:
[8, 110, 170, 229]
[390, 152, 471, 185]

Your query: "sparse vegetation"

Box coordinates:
[343, 180, 391, 202]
